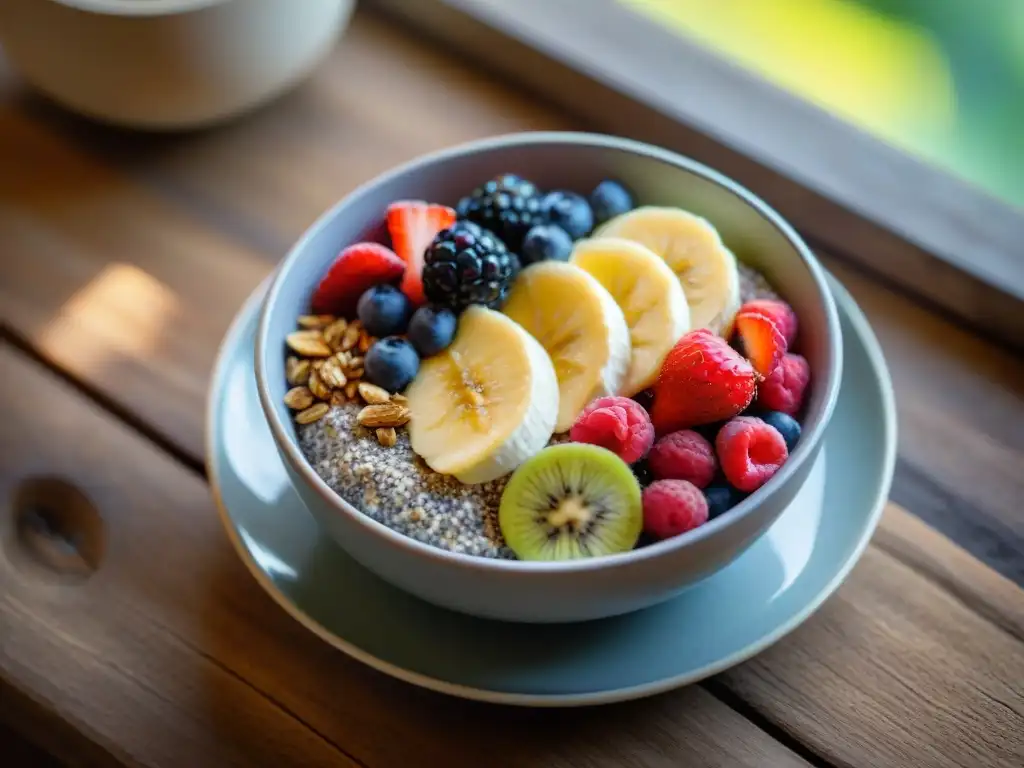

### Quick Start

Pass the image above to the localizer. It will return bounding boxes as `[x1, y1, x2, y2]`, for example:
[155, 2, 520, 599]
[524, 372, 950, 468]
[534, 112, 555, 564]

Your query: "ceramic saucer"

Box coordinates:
[206, 275, 896, 706]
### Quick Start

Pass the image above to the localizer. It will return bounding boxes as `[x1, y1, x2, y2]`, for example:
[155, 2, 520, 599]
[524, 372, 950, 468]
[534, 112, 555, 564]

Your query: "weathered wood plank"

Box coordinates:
[819, 259, 1024, 585]
[719, 524, 1024, 768]
[0, 342, 810, 768]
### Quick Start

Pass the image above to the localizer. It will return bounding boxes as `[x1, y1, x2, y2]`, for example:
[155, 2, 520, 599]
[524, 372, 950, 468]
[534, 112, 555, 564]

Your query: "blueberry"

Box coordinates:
[408, 306, 458, 358]
[759, 410, 801, 451]
[590, 180, 635, 225]
[364, 337, 420, 392]
[704, 484, 745, 519]
[357, 284, 412, 338]
[542, 190, 594, 239]
[521, 224, 574, 264]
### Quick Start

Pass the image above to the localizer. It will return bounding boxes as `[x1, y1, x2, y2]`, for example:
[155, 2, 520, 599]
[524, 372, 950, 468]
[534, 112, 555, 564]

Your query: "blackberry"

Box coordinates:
[422, 220, 520, 312]
[456, 173, 547, 253]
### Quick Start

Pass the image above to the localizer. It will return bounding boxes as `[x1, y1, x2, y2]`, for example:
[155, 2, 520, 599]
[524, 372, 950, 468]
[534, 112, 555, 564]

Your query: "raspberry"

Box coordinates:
[642, 480, 709, 540]
[648, 430, 717, 488]
[569, 396, 655, 464]
[757, 353, 810, 415]
[716, 416, 789, 492]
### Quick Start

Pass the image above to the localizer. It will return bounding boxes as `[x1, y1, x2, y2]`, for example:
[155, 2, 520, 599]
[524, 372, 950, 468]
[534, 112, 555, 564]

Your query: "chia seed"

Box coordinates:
[298, 404, 533, 558]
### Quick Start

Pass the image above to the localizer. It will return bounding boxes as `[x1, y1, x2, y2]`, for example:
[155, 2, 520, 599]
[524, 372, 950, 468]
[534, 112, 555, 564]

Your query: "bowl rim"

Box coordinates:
[255, 130, 843, 574]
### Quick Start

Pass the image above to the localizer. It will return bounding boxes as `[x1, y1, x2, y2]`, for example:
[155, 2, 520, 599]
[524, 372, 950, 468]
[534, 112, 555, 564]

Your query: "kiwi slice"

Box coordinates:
[499, 443, 643, 561]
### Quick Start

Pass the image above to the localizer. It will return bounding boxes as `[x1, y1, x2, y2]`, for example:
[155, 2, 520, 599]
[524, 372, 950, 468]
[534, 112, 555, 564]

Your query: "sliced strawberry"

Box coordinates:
[310, 242, 405, 317]
[741, 299, 798, 346]
[651, 329, 758, 433]
[386, 201, 457, 306]
[734, 308, 787, 377]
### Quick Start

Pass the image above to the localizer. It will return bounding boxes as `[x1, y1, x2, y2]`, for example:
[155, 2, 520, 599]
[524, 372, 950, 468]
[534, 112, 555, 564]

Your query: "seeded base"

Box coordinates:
[299, 262, 779, 560]
[299, 405, 574, 558]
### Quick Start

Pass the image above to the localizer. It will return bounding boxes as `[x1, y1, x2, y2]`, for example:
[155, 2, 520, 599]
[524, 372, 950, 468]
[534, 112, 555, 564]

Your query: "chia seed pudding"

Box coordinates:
[296, 262, 779, 559]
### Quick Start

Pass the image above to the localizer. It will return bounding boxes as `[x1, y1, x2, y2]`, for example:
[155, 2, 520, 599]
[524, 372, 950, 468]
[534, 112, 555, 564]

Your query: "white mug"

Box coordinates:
[0, 0, 355, 129]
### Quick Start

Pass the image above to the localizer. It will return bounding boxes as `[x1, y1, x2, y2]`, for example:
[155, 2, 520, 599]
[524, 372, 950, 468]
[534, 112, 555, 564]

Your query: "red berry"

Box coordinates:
[734, 307, 787, 377]
[742, 299, 798, 346]
[310, 242, 405, 317]
[386, 200, 457, 306]
[716, 416, 788, 492]
[757, 353, 811, 415]
[648, 430, 717, 488]
[570, 396, 655, 464]
[651, 329, 758, 433]
[642, 480, 709, 540]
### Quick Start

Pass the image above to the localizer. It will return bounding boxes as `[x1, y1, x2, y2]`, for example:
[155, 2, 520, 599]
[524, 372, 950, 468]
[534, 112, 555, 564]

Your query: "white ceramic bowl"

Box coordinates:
[0, 0, 353, 129]
[255, 132, 843, 623]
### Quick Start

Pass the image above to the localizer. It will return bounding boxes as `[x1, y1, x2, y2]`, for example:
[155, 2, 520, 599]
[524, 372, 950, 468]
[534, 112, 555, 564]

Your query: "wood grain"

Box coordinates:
[3, 336, 1022, 767]
[0, 342, 809, 768]
[719, 520, 1024, 768]
[1, 9, 1023, 767]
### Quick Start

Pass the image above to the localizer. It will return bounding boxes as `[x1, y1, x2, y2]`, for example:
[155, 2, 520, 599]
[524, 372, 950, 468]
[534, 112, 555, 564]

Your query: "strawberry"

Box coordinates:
[310, 242, 405, 317]
[734, 306, 787, 377]
[651, 329, 758, 433]
[741, 299, 798, 346]
[386, 201, 457, 306]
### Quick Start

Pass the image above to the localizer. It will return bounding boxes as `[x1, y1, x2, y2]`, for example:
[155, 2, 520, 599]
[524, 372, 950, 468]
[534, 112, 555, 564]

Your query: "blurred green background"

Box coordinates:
[627, 0, 1024, 208]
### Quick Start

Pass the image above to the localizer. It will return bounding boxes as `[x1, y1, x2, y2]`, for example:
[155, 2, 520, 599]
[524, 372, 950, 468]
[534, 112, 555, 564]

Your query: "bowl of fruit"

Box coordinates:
[255, 132, 842, 623]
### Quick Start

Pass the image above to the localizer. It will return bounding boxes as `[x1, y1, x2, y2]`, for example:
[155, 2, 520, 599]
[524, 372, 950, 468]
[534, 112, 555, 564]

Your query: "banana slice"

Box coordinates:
[406, 306, 558, 485]
[594, 206, 741, 336]
[503, 262, 631, 432]
[570, 237, 691, 396]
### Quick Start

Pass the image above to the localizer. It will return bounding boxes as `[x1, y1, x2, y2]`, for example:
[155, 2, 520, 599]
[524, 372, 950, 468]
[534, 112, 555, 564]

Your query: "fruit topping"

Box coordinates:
[521, 223, 574, 265]
[364, 337, 420, 393]
[594, 206, 741, 336]
[498, 443, 642, 560]
[570, 237, 691, 396]
[590, 179, 635, 227]
[716, 416, 788, 492]
[648, 430, 717, 489]
[758, 410, 801, 451]
[741, 298, 798, 346]
[542, 190, 594, 240]
[357, 284, 413, 338]
[310, 242, 405, 317]
[405, 306, 558, 484]
[569, 395, 655, 465]
[503, 262, 631, 433]
[651, 329, 758, 433]
[642, 479, 709, 540]
[704, 483, 745, 519]
[456, 173, 546, 254]
[734, 305, 787, 376]
[407, 305, 458, 358]
[422, 220, 519, 312]
[757, 352, 811, 416]
[386, 200, 457, 306]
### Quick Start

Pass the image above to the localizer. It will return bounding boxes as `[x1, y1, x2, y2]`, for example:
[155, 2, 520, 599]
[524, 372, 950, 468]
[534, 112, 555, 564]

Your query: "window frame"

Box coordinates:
[368, 0, 1024, 350]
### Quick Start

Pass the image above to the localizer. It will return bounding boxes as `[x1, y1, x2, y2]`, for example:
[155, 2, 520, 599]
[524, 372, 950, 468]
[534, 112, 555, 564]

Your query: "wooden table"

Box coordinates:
[1, 10, 1022, 768]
